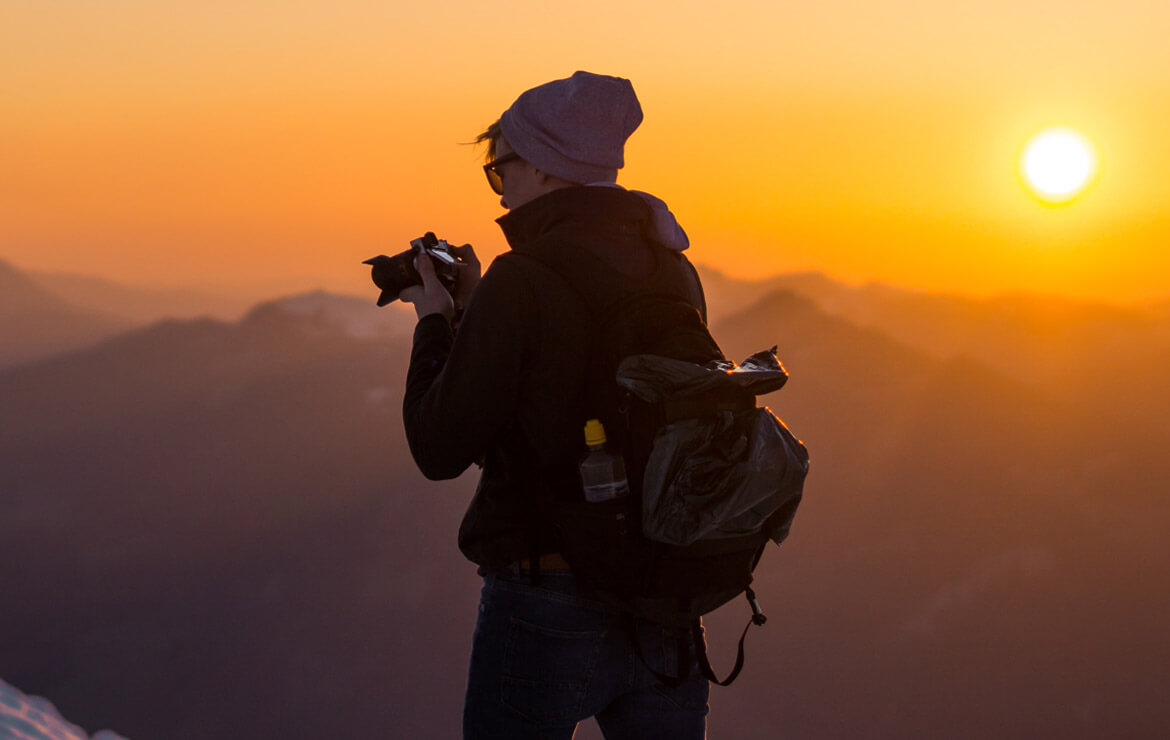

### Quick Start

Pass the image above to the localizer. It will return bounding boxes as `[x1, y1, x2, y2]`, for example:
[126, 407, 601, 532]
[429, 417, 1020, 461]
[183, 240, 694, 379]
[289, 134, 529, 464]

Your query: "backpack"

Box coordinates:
[511, 243, 809, 686]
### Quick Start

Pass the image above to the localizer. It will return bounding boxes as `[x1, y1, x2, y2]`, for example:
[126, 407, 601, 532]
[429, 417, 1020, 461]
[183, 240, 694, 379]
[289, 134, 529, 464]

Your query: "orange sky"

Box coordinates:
[3, 1, 1169, 302]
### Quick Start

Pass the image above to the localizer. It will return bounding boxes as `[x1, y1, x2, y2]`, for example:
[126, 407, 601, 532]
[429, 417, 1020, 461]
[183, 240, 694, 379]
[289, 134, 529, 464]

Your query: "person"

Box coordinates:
[400, 71, 711, 739]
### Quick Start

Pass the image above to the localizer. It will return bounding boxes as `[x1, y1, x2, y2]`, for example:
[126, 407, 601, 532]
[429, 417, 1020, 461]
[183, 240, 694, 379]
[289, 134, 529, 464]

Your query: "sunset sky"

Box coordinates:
[3, 0, 1169, 302]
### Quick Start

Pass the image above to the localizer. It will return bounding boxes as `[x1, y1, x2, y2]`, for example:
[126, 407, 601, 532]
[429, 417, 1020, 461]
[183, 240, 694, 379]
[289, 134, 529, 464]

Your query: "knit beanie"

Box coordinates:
[499, 71, 643, 185]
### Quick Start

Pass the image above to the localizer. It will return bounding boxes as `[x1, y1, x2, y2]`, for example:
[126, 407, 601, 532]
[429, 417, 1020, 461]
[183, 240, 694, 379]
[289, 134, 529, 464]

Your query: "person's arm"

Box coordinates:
[402, 257, 532, 480]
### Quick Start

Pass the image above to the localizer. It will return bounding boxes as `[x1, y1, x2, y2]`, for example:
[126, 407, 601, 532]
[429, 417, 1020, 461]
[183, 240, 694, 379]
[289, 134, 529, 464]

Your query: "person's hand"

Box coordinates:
[449, 243, 481, 311]
[399, 252, 455, 322]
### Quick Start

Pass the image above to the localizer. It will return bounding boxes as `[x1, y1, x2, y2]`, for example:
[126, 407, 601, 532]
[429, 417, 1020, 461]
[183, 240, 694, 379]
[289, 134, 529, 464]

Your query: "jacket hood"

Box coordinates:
[496, 185, 689, 254]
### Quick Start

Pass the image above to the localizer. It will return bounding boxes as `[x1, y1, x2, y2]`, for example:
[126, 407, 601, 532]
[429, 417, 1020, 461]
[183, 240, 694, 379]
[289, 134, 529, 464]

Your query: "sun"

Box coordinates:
[1020, 127, 1098, 203]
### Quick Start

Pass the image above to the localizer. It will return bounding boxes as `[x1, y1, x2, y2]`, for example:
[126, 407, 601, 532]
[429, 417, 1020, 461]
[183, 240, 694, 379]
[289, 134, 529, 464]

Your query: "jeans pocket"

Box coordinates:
[652, 675, 710, 713]
[646, 625, 710, 712]
[501, 615, 605, 725]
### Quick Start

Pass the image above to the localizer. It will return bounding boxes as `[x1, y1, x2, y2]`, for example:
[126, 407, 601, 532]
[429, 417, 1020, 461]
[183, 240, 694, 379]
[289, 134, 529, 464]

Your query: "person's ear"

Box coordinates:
[534, 169, 569, 188]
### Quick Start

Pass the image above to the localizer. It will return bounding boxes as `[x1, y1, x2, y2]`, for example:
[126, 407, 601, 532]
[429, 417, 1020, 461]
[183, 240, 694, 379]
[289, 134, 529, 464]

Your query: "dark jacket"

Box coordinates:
[403, 185, 706, 569]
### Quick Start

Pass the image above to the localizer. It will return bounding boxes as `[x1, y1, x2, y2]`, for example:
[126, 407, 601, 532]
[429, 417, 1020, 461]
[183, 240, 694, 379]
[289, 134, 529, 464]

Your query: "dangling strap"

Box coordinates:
[693, 587, 768, 687]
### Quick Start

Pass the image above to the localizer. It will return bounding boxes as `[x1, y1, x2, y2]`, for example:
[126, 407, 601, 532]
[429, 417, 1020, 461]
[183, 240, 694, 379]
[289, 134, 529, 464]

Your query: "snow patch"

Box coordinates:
[0, 678, 128, 740]
[269, 291, 415, 340]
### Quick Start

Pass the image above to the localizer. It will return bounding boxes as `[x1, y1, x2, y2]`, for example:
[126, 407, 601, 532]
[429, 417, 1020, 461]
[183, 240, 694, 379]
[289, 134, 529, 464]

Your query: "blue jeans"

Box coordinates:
[463, 568, 709, 739]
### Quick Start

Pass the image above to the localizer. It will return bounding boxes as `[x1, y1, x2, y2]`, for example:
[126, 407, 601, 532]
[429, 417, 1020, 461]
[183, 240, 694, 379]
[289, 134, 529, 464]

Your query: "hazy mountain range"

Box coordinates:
[27, 268, 256, 325]
[696, 263, 1170, 429]
[0, 260, 130, 368]
[2, 257, 1169, 738]
[0, 258, 416, 370]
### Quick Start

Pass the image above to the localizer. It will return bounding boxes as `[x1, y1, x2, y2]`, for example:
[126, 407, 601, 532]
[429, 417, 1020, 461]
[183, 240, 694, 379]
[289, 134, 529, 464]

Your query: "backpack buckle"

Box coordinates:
[746, 587, 768, 626]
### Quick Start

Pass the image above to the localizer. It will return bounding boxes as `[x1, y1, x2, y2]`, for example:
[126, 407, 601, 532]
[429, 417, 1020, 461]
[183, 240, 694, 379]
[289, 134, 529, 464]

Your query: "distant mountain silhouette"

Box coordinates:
[693, 264, 843, 323]
[246, 290, 418, 341]
[696, 264, 1170, 427]
[28, 268, 257, 325]
[2, 284, 1168, 738]
[0, 259, 130, 368]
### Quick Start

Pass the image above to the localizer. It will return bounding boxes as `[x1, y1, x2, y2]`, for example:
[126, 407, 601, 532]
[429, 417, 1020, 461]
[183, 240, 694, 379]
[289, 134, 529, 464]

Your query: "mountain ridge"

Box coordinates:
[0, 258, 131, 369]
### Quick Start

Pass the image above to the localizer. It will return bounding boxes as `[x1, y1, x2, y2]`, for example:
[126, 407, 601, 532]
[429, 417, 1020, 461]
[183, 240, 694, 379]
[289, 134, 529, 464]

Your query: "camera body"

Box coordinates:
[363, 232, 461, 306]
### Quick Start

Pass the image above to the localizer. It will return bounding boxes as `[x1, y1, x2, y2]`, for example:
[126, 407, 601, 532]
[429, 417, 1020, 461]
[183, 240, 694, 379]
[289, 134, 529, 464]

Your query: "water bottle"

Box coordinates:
[579, 419, 630, 503]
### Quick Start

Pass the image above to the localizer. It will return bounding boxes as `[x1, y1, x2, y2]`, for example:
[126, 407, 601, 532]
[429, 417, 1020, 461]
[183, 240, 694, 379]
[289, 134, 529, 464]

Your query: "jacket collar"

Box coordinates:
[496, 185, 650, 252]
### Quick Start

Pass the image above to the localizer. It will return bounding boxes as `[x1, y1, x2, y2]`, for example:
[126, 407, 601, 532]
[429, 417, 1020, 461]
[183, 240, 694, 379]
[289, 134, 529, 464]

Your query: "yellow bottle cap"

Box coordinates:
[584, 418, 607, 446]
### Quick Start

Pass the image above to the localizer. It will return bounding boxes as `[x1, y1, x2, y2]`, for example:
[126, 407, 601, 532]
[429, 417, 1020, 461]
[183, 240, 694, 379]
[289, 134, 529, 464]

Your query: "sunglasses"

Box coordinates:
[483, 152, 521, 195]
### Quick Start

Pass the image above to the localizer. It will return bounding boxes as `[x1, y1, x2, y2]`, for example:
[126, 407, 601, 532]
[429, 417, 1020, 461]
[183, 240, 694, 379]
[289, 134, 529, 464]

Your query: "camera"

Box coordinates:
[363, 232, 463, 306]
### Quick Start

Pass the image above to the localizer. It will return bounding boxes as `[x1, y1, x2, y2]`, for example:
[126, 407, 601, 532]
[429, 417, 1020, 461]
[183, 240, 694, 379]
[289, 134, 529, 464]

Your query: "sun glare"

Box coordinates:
[1021, 127, 1097, 203]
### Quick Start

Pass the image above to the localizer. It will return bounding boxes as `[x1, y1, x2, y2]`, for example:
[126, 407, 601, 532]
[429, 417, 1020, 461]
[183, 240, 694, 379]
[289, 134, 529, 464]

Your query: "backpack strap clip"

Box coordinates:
[747, 586, 767, 626]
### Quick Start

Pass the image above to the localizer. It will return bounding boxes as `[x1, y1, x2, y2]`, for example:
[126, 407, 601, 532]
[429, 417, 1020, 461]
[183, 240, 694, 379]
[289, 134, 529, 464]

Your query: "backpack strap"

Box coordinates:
[507, 246, 722, 428]
[503, 248, 610, 418]
[693, 587, 768, 687]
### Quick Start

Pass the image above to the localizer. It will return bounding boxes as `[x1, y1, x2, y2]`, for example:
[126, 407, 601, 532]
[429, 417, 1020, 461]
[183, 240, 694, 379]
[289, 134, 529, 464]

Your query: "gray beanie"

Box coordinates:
[499, 71, 643, 185]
